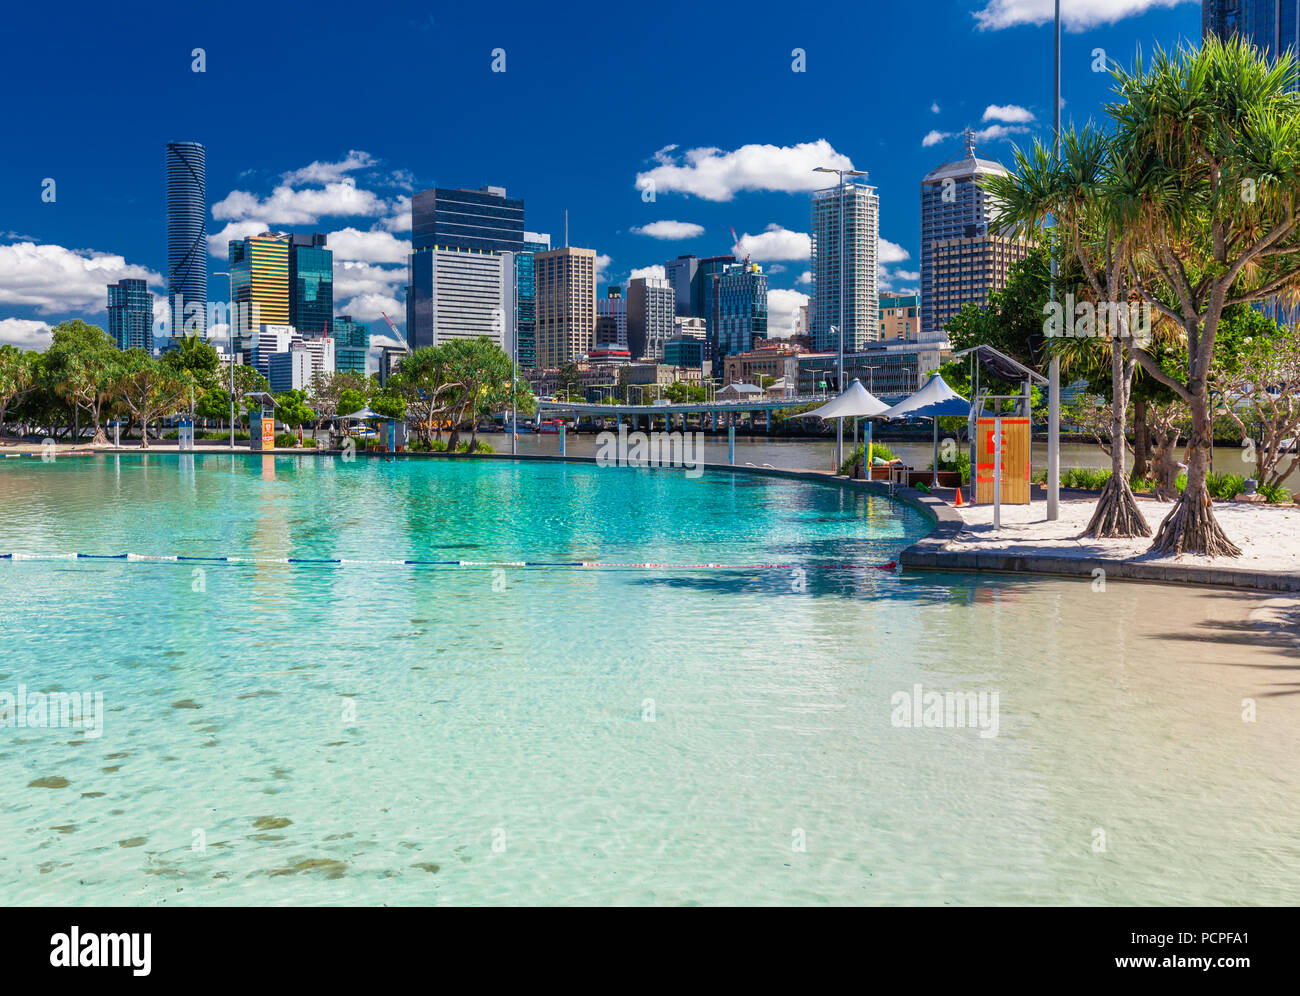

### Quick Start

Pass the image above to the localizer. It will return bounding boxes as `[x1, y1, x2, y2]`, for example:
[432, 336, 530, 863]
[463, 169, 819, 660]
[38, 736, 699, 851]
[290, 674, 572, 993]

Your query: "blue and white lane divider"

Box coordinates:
[1, 552, 898, 571]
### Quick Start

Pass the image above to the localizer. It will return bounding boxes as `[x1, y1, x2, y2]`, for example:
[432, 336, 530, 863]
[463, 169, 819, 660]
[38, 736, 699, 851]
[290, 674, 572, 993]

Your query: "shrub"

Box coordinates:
[837, 441, 897, 476]
[273, 432, 315, 448]
[1257, 481, 1293, 504]
[1206, 471, 1246, 501]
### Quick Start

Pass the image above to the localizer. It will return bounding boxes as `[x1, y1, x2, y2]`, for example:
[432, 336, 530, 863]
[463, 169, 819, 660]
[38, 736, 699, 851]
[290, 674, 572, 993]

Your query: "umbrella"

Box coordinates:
[791, 379, 890, 477]
[340, 406, 384, 420]
[877, 374, 975, 487]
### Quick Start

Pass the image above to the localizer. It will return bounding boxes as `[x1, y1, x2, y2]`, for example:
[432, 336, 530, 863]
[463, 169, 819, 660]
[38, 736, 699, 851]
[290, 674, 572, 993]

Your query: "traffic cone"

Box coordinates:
[954, 487, 964, 507]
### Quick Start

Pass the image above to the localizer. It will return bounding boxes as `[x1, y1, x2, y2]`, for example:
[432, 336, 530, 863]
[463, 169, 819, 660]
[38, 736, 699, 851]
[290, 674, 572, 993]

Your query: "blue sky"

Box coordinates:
[0, 0, 1201, 350]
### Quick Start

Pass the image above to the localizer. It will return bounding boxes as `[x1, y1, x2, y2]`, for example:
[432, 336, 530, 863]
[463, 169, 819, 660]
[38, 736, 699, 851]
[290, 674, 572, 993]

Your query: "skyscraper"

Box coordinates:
[229, 232, 290, 355]
[333, 315, 370, 374]
[534, 247, 597, 368]
[288, 233, 332, 338]
[1204, 1, 1300, 60]
[107, 279, 154, 352]
[693, 254, 735, 349]
[596, 286, 627, 349]
[626, 275, 674, 360]
[406, 248, 516, 351]
[920, 131, 1030, 339]
[165, 141, 207, 338]
[810, 180, 879, 352]
[715, 263, 769, 357]
[664, 255, 699, 317]
[412, 186, 525, 253]
[516, 232, 550, 370]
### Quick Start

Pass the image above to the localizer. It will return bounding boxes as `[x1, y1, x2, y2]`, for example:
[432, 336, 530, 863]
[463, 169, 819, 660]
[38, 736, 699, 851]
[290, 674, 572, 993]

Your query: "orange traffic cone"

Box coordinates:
[954, 487, 964, 507]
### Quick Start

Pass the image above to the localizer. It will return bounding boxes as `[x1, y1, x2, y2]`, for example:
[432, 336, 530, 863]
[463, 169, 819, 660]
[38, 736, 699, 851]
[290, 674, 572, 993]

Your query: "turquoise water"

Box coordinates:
[1, 453, 1297, 906]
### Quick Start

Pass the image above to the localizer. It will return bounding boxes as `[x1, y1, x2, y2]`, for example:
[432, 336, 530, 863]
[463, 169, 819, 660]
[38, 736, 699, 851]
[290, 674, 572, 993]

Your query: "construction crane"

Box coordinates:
[730, 226, 751, 267]
[380, 312, 408, 351]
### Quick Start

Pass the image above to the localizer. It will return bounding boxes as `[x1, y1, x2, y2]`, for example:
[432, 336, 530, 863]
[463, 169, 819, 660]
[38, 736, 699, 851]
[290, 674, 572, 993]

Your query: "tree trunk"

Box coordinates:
[1148, 392, 1240, 556]
[1132, 397, 1149, 482]
[1084, 338, 1149, 538]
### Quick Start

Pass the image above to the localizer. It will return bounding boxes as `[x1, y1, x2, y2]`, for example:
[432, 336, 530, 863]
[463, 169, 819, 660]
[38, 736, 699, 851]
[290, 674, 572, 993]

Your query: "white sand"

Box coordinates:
[952, 495, 1300, 573]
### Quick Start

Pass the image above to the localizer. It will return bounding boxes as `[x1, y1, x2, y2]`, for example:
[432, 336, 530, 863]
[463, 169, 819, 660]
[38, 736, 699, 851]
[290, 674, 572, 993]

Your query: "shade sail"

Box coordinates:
[791, 378, 890, 420]
[340, 407, 385, 420]
[877, 373, 973, 420]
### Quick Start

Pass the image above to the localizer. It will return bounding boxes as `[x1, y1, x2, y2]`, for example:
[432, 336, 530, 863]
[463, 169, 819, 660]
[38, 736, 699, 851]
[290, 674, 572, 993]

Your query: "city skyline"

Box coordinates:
[0, 1, 1205, 353]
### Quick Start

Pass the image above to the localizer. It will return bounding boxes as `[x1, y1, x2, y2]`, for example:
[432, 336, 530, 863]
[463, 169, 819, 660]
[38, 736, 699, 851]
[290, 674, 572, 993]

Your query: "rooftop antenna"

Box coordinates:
[564, 209, 569, 248]
[963, 126, 977, 159]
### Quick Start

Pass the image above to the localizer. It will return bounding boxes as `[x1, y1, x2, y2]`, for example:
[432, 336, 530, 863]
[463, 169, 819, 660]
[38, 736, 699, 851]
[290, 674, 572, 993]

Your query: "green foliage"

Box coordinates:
[337, 388, 367, 417]
[272, 389, 315, 428]
[1257, 481, 1293, 504]
[1205, 472, 1246, 501]
[837, 441, 898, 477]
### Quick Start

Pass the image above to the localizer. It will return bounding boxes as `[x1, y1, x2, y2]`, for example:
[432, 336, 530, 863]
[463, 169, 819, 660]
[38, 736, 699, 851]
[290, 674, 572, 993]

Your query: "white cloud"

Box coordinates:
[595, 254, 613, 282]
[880, 239, 910, 265]
[974, 123, 1032, 143]
[334, 261, 406, 303]
[931, 102, 941, 114]
[797, 270, 812, 285]
[922, 130, 952, 148]
[630, 220, 705, 240]
[635, 139, 854, 202]
[983, 104, 1036, 123]
[212, 179, 389, 226]
[766, 289, 809, 338]
[735, 225, 811, 262]
[0, 242, 163, 314]
[973, 0, 1191, 31]
[281, 150, 378, 187]
[0, 317, 52, 350]
[338, 292, 404, 324]
[378, 195, 412, 233]
[628, 264, 666, 281]
[327, 227, 410, 265]
[208, 220, 270, 260]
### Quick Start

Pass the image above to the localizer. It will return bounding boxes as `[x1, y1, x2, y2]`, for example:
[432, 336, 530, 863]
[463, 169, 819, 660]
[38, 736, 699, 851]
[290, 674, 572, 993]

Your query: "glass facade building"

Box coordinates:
[515, 234, 549, 370]
[693, 255, 736, 351]
[1204, 1, 1300, 61]
[229, 233, 290, 355]
[165, 141, 207, 338]
[107, 278, 155, 352]
[412, 186, 525, 253]
[289, 233, 333, 338]
[333, 314, 370, 374]
[714, 263, 768, 358]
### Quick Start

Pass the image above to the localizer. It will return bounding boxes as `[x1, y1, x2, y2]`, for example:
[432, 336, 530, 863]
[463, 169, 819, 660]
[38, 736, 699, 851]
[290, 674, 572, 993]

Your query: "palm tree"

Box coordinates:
[1116, 36, 1300, 556]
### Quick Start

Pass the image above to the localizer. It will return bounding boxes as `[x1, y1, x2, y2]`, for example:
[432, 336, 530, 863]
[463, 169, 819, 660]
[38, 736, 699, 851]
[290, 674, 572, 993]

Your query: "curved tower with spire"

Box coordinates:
[166, 141, 208, 339]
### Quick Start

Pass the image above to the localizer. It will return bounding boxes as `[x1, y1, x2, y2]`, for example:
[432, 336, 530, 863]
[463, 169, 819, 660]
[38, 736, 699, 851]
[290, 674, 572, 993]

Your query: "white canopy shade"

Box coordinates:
[793, 378, 890, 420]
[876, 373, 973, 421]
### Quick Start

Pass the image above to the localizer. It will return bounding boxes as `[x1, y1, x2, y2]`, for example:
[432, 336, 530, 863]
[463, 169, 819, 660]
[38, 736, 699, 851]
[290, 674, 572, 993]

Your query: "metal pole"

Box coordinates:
[511, 256, 518, 456]
[836, 171, 845, 473]
[1047, 0, 1061, 520]
[994, 416, 1003, 530]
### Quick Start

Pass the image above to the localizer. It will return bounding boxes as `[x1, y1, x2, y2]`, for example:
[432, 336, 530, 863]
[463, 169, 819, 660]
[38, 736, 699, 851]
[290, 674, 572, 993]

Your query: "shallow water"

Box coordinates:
[0, 454, 1296, 905]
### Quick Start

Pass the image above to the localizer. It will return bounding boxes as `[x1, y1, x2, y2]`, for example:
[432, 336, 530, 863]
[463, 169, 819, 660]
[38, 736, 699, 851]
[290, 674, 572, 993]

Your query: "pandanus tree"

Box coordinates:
[111, 351, 192, 448]
[1114, 36, 1300, 556]
[986, 128, 1152, 538]
[0, 344, 36, 432]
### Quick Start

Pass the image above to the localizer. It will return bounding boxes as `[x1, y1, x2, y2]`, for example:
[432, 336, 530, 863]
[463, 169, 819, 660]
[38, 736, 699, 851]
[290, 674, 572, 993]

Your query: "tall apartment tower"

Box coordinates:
[515, 232, 550, 370]
[694, 254, 736, 348]
[534, 247, 597, 368]
[288, 233, 332, 338]
[333, 315, 370, 374]
[626, 275, 675, 360]
[919, 130, 1029, 339]
[664, 255, 700, 317]
[1204, 1, 1300, 59]
[715, 263, 769, 357]
[107, 279, 155, 352]
[229, 232, 291, 356]
[810, 180, 879, 352]
[165, 141, 207, 338]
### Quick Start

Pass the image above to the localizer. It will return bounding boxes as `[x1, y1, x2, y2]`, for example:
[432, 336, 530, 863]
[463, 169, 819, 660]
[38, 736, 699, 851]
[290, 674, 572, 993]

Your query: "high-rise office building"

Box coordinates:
[1204, 1, 1300, 60]
[920, 131, 1030, 339]
[596, 285, 626, 349]
[810, 179, 879, 352]
[626, 275, 674, 360]
[412, 186, 525, 253]
[715, 263, 769, 357]
[664, 255, 699, 317]
[694, 254, 736, 348]
[333, 314, 370, 374]
[229, 233, 291, 356]
[534, 247, 597, 368]
[107, 279, 154, 352]
[165, 141, 207, 338]
[288, 233, 332, 338]
[406, 247, 516, 351]
[516, 232, 550, 370]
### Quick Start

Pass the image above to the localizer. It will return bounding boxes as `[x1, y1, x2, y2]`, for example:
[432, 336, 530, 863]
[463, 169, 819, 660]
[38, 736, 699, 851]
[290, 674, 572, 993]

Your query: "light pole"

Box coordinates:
[813, 165, 868, 473]
[1047, 0, 1061, 520]
[213, 270, 234, 450]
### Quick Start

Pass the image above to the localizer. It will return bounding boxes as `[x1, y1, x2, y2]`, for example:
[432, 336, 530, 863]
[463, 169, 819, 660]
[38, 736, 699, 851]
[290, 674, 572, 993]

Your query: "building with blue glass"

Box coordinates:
[412, 186, 525, 253]
[714, 263, 768, 358]
[107, 279, 155, 352]
[693, 255, 735, 350]
[165, 141, 207, 338]
[516, 233, 549, 370]
[1204, 1, 1300, 60]
[333, 314, 370, 374]
[289, 233, 333, 338]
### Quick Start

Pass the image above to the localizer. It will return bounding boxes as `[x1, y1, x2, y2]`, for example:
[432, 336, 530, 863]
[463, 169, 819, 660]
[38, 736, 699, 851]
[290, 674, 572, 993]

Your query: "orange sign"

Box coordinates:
[261, 416, 275, 450]
[976, 417, 1030, 504]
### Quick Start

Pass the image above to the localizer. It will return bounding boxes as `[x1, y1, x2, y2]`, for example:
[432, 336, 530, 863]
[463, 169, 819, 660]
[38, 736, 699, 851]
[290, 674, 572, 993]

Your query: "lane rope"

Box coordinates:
[1, 552, 897, 572]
